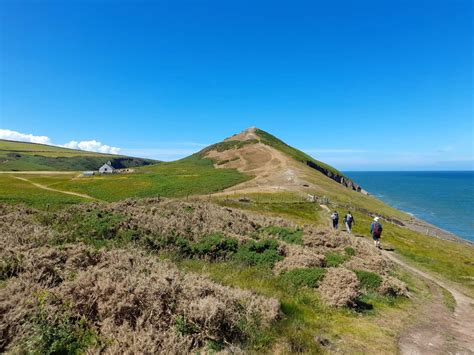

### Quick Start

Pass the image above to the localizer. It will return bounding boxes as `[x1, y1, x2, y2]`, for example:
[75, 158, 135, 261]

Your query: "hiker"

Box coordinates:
[344, 211, 355, 234]
[330, 211, 339, 230]
[370, 217, 383, 249]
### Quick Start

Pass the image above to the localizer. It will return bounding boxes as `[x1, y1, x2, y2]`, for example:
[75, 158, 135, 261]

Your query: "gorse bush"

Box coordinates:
[51, 208, 137, 248]
[280, 268, 326, 288]
[234, 239, 283, 267]
[175, 315, 200, 335]
[145, 233, 282, 266]
[192, 234, 239, 261]
[1, 254, 23, 281]
[324, 252, 349, 267]
[354, 270, 382, 291]
[144, 234, 238, 261]
[261, 226, 304, 245]
[344, 247, 356, 256]
[24, 296, 98, 354]
[144, 234, 193, 256]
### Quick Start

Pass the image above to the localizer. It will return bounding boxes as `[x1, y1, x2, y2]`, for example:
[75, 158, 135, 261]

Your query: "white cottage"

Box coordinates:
[99, 161, 115, 174]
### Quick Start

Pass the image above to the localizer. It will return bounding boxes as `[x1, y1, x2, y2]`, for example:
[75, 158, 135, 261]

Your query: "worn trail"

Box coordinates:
[12, 176, 99, 201]
[383, 250, 474, 354]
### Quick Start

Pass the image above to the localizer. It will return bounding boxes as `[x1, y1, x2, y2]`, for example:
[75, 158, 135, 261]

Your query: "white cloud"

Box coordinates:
[0, 129, 52, 144]
[62, 140, 121, 155]
[0, 129, 121, 155]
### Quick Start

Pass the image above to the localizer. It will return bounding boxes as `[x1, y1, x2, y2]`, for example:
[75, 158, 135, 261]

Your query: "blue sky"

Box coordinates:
[0, 0, 472, 170]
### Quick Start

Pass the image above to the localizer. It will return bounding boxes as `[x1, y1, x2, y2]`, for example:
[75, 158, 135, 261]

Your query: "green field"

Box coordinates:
[0, 156, 250, 208]
[0, 174, 88, 209]
[0, 139, 156, 171]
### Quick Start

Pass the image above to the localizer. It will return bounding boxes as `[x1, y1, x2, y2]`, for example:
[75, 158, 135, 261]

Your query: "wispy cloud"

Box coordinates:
[0, 129, 121, 155]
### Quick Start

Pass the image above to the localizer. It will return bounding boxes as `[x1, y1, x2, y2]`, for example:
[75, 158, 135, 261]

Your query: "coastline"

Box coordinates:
[403, 215, 473, 245]
[345, 171, 473, 246]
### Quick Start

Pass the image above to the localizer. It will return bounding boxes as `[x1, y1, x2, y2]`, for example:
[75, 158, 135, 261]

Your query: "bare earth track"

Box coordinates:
[12, 176, 98, 201]
[383, 250, 474, 354]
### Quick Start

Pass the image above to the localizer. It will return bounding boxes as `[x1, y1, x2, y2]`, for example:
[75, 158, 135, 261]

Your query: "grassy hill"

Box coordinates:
[0, 139, 156, 171]
[1, 129, 474, 353]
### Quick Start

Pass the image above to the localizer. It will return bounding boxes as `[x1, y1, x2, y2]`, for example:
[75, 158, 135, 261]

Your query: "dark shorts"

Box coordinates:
[372, 235, 380, 241]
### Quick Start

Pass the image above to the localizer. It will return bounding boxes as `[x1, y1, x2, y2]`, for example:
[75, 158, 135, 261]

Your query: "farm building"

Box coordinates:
[99, 161, 115, 174]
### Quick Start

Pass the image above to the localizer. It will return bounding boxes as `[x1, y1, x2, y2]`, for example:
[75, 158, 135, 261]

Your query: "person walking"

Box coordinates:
[344, 211, 355, 234]
[370, 216, 383, 249]
[331, 211, 339, 230]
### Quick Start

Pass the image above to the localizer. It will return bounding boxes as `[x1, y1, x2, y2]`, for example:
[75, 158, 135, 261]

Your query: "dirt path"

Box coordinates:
[383, 250, 474, 354]
[12, 176, 99, 201]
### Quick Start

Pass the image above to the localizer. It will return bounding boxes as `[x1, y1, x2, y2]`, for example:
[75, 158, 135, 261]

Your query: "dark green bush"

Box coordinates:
[24, 300, 98, 354]
[52, 209, 134, 248]
[354, 270, 382, 291]
[280, 268, 326, 288]
[175, 315, 200, 335]
[324, 252, 348, 267]
[234, 239, 283, 267]
[344, 247, 356, 256]
[261, 226, 304, 245]
[192, 234, 238, 260]
[1, 254, 23, 280]
[143, 234, 192, 256]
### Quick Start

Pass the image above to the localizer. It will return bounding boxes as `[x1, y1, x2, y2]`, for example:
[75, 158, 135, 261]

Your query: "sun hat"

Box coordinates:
[374, 216, 380, 222]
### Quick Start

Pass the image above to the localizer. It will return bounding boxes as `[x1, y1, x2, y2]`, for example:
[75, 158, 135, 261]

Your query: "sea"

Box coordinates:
[345, 171, 474, 242]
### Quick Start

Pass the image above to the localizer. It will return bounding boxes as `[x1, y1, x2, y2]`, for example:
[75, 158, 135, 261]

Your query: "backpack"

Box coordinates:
[373, 223, 382, 237]
[346, 214, 353, 223]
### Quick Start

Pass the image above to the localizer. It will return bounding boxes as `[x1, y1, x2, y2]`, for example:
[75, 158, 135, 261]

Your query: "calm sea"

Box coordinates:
[345, 171, 474, 242]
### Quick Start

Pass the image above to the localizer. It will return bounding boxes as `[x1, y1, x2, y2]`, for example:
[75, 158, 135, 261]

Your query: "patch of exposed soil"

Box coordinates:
[384, 251, 474, 354]
[206, 141, 318, 194]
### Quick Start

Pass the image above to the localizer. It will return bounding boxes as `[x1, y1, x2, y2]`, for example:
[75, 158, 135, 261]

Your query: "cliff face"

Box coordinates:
[305, 161, 362, 192]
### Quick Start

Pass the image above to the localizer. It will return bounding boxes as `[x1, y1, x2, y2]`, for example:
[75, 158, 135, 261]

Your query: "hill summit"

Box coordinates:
[196, 127, 363, 194]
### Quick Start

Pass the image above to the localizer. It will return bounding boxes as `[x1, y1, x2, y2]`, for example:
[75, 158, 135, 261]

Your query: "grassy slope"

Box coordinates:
[12, 156, 250, 203]
[11, 201, 429, 354]
[2, 134, 473, 294]
[215, 192, 474, 297]
[255, 129, 345, 178]
[179, 259, 424, 353]
[0, 139, 155, 171]
[0, 174, 88, 209]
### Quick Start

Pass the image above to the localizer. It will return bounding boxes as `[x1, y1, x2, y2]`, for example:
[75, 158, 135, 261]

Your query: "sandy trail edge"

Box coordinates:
[12, 176, 99, 201]
[383, 250, 474, 354]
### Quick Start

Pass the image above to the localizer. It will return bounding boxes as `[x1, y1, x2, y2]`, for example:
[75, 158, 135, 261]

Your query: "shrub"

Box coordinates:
[143, 234, 192, 256]
[192, 234, 238, 261]
[52, 209, 132, 247]
[344, 247, 356, 256]
[234, 240, 283, 267]
[324, 252, 348, 267]
[1, 254, 23, 280]
[23, 298, 98, 354]
[318, 268, 360, 307]
[280, 268, 326, 288]
[175, 315, 200, 335]
[353, 270, 382, 291]
[261, 226, 304, 245]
